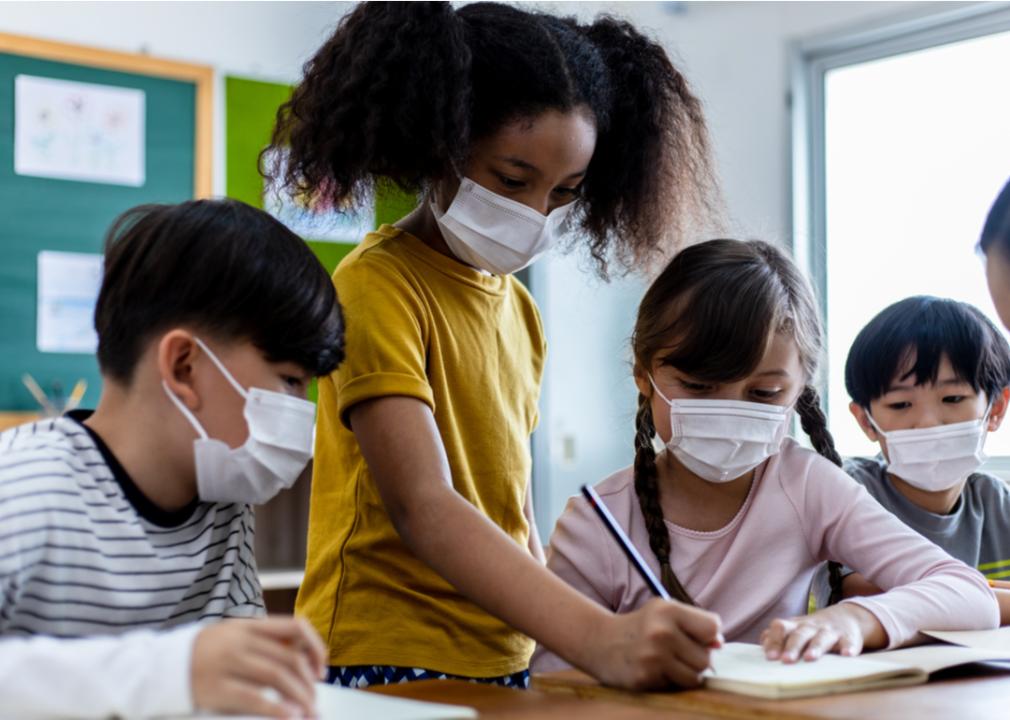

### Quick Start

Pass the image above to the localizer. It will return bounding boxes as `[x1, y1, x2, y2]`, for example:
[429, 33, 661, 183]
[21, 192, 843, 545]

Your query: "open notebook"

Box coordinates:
[706, 627, 1010, 699]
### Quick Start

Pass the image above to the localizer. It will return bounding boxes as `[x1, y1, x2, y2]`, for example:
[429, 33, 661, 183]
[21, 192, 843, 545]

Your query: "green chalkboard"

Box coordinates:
[0, 50, 201, 411]
[224, 75, 417, 275]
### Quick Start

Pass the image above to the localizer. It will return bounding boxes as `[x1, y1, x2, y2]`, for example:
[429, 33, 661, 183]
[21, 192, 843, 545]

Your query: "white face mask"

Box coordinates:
[866, 410, 990, 492]
[431, 177, 575, 275]
[163, 338, 316, 505]
[650, 376, 793, 483]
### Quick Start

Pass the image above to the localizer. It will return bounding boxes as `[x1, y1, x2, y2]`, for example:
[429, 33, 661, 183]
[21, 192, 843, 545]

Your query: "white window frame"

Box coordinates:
[791, 2, 1010, 474]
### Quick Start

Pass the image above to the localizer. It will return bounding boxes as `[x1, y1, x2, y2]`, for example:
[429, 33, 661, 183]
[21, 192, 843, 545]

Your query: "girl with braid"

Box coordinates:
[533, 239, 997, 674]
[271, 1, 721, 691]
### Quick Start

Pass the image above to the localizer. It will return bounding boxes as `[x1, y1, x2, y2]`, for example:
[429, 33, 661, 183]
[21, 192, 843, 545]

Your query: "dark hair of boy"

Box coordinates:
[845, 296, 1010, 409]
[979, 177, 1010, 258]
[94, 198, 344, 383]
[266, 1, 718, 276]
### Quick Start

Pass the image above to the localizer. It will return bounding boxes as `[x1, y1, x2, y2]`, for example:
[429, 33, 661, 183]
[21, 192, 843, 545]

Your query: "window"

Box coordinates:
[794, 5, 1010, 458]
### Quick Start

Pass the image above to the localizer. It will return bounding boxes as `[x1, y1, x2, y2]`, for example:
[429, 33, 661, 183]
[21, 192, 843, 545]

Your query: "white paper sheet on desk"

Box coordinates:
[174, 682, 478, 719]
[923, 626, 1010, 652]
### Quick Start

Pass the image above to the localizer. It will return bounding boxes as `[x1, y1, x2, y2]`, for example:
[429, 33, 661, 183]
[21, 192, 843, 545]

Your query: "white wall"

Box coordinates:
[0, 1, 351, 195]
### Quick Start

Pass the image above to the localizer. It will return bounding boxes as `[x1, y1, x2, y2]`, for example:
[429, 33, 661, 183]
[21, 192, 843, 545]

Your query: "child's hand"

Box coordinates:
[190, 617, 327, 718]
[592, 598, 723, 690]
[760, 604, 887, 663]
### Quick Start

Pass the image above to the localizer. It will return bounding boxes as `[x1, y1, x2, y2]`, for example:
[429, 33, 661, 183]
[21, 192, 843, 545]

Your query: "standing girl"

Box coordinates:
[533, 239, 997, 671]
[268, 1, 721, 690]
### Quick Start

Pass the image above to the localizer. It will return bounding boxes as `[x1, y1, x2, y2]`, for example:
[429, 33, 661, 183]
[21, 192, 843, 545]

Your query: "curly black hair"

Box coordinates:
[266, 1, 718, 277]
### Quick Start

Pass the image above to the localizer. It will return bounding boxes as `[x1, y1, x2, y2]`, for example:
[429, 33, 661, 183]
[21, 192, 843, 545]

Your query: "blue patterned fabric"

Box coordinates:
[328, 665, 530, 689]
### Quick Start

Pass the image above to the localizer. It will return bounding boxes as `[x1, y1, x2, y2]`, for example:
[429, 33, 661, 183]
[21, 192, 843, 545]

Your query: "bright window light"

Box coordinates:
[824, 29, 1010, 457]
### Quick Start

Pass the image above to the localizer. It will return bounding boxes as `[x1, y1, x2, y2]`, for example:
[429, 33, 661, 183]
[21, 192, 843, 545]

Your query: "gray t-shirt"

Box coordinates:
[812, 456, 1010, 608]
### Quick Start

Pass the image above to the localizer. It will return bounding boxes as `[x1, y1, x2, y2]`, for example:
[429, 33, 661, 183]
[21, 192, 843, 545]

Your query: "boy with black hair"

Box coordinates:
[817, 295, 1010, 623]
[0, 199, 344, 717]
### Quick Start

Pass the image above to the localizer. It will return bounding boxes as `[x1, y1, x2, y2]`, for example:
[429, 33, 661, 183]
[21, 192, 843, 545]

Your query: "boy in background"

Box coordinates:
[818, 296, 1010, 623]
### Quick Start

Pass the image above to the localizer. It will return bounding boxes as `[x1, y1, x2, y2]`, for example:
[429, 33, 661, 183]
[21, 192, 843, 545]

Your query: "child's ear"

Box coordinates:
[158, 330, 201, 411]
[632, 363, 652, 398]
[849, 401, 879, 441]
[987, 387, 1010, 432]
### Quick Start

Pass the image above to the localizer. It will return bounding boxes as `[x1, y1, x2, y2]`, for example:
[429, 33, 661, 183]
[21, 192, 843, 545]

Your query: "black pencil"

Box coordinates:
[581, 484, 671, 601]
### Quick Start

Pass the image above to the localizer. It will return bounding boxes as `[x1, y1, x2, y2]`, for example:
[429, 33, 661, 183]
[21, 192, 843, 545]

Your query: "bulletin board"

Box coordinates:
[224, 74, 416, 275]
[0, 33, 212, 412]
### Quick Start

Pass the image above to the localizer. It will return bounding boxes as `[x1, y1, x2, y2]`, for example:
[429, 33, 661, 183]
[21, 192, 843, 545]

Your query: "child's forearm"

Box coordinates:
[524, 479, 546, 564]
[0, 624, 199, 719]
[995, 588, 1010, 625]
[841, 572, 883, 599]
[350, 397, 614, 674]
[399, 479, 613, 666]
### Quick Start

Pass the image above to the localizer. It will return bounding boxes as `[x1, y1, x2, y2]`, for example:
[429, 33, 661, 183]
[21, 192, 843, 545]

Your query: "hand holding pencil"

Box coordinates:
[580, 485, 724, 689]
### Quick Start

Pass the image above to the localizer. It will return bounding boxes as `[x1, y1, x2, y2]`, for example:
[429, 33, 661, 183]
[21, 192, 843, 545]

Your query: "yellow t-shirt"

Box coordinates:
[297, 225, 545, 677]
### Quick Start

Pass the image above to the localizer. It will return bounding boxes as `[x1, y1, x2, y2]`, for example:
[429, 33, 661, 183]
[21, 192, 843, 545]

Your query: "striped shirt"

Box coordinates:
[0, 411, 264, 639]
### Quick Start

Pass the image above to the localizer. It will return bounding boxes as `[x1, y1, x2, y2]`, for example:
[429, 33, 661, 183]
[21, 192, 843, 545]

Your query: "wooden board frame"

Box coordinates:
[0, 32, 213, 197]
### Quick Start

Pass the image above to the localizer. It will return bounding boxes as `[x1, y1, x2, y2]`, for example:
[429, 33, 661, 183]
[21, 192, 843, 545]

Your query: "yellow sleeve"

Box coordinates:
[332, 253, 433, 429]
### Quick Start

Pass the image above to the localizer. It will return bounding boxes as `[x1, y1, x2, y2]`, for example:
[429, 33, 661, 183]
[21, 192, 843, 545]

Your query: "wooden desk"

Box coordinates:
[0, 412, 39, 431]
[532, 667, 1010, 720]
[371, 680, 712, 719]
[370, 667, 1010, 719]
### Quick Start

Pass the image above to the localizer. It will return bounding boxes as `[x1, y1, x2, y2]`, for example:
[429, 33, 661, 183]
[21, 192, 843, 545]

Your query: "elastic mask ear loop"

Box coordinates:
[865, 409, 887, 438]
[162, 381, 208, 440]
[981, 400, 994, 429]
[648, 374, 674, 406]
[193, 337, 249, 401]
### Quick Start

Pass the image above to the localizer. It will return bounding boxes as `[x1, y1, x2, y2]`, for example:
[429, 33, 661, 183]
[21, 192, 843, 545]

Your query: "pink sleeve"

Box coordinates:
[531, 495, 617, 673]
[787, 453, 998, 648]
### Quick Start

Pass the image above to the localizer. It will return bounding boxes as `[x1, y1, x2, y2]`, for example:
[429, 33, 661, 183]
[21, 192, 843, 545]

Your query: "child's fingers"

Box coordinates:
[837, 629, 864, 657]
[674, 603, 723, 646]
[762, 618, 795, 659]
[660, 655, 707, 689]
[254, 617, 328, 677]
[780, 623, 819, 663]
[802, 627, 839, 661]
[666, 625, 712, 674]
[234, 653, 316, 716]
[248, 636, 320, 696]
[293, 617, 328, 676]
[216, 678, 303, 719]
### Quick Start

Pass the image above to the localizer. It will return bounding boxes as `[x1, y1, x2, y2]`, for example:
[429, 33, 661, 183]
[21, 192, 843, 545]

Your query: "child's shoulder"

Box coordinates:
[0, 416, 98, 494]
[964, 470, 1010, 506]
[841, 455, 888, 486]
[765, 439, 864, 497]
[770, 438, 850, 477]
[558, 467, 636, 526]
[335, 224, 416, 278]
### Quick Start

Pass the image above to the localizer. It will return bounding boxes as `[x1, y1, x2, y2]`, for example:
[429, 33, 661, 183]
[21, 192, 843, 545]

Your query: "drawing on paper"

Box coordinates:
[36, 251, 103, 354]
[15, 75, 145, 186]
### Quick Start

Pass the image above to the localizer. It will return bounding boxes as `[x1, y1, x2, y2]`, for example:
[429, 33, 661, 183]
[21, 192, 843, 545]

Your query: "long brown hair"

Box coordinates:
[630, 239, 842, 605]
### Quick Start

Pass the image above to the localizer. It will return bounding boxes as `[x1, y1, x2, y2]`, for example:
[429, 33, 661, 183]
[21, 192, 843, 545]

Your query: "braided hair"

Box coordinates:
[630, 239, 844, 604]
[634, 395, 695, 604]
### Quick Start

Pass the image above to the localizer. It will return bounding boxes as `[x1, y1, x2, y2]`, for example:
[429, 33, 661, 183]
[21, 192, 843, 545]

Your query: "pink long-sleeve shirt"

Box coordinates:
[531, 439, 998, 672]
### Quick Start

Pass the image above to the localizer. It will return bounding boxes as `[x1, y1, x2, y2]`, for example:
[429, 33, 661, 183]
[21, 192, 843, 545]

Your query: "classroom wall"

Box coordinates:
[0, 1, 351, 195]
[0, 0, 969, 533]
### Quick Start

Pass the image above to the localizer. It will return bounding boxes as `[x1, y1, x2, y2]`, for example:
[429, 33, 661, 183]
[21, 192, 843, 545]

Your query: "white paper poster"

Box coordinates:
[262, 148, 373, 243]
[37, 251, 103, 354]
[15, 75, 146, 186]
